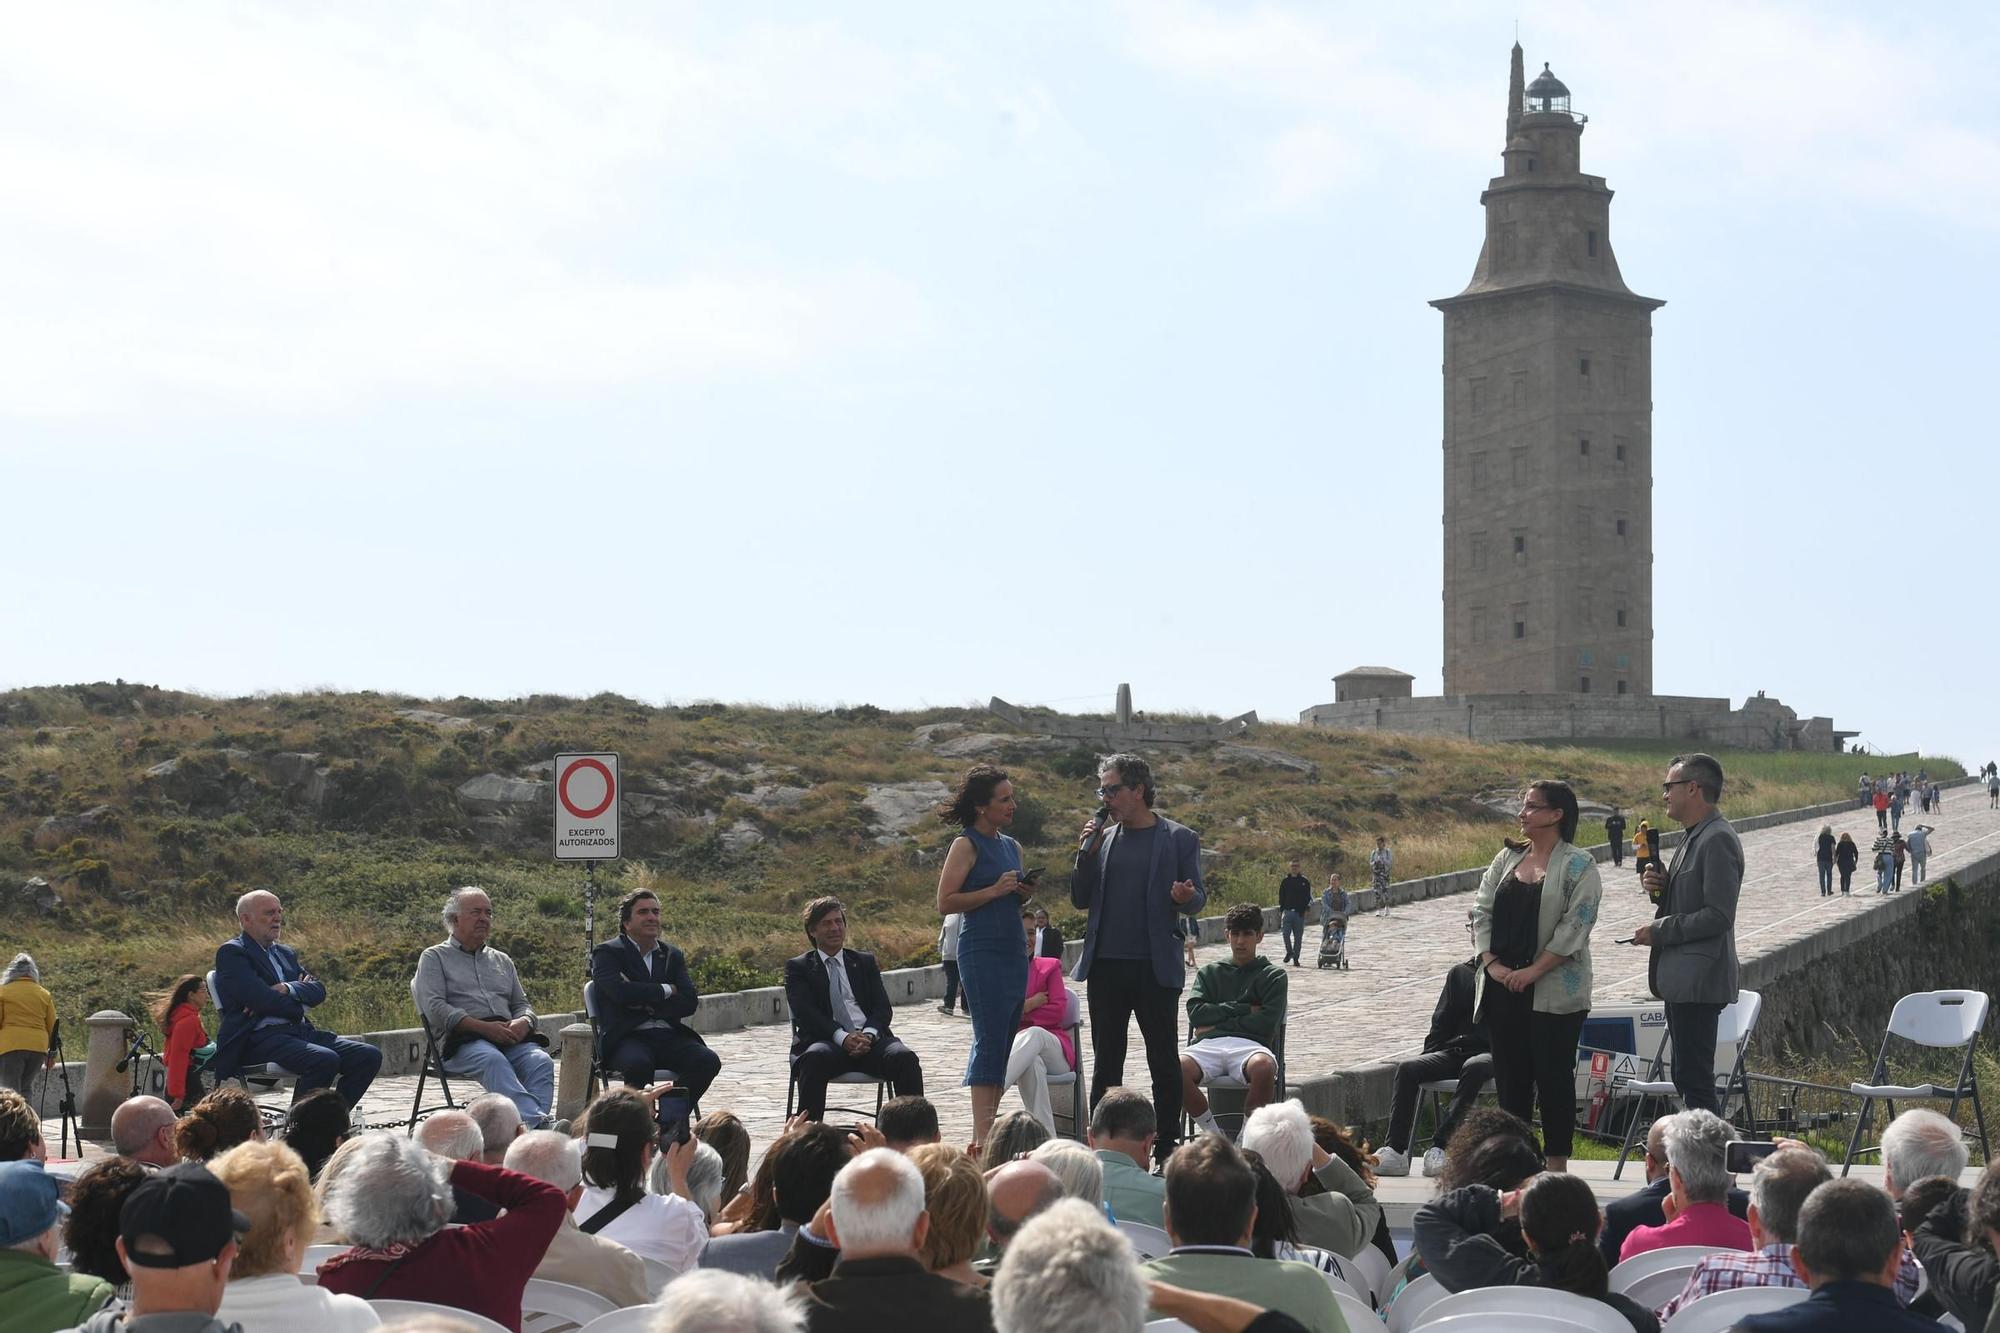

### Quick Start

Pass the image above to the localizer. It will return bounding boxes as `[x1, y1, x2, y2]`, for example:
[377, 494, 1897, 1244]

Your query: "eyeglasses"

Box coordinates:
[1095, 782, 1133, 799]
[1662, 779, 1697, 794]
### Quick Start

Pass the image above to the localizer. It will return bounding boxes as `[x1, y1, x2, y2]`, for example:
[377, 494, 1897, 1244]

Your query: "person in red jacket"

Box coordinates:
[150, 973, 210, 1113]
[316, 1133, 566, 1332]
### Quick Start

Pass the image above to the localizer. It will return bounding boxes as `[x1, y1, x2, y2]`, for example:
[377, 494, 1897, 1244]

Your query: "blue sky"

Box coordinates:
[5, 2, 1996, 769]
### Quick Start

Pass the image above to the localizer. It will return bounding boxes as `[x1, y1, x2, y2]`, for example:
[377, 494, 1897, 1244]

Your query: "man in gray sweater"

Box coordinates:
[412, 886, 555, 1128]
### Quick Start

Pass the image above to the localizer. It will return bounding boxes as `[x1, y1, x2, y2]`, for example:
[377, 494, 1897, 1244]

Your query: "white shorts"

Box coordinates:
[1184, 1035, 1275, 1084]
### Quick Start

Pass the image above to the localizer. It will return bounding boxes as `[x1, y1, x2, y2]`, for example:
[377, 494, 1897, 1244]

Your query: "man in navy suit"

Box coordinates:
[783, 897, 923, 1122]
[1032, 909, 1064, 959]
[210, 890, 382, 1107]
[1734, 1177, 1939, 1332]
[587, 889, 721, 1106]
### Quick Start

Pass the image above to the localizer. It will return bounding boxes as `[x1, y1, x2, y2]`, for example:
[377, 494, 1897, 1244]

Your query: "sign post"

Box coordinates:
[554, 752, 621, 972]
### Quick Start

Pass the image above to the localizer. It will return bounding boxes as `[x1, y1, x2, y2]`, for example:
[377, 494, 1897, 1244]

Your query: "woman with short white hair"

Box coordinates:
[650, 1269, 805, 1333]
[210, 1139, 380, 1331]
[992, 1198, 1146, 1333]
[1240, 1098, 1381, 1260]
[653, 1139, 726, 1223]
[1028, 1140, 1103, 1207]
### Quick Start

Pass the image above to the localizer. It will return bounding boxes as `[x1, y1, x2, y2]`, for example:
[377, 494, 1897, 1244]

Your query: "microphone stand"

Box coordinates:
[118, 1021, 160, 1097]
[44, 1021, 81, 1159]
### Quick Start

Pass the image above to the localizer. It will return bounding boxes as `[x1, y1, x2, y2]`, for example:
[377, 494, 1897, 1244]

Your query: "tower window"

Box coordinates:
[1580, 676, 1591, 693]
[1528, 157, 1538, 172]
[1513, 534, 1526, 555]
[1616, 680, 1628, 695]
[1587, 230, 1597, 257]
[1616, 608, 1628, 628]
[1579, 357, 1591, 378]
[1615, 518, 1627, 537]
[1514, 620, 1526, 640]
[1615, 440, 1627, 463]
[1579, 438, 1590, 456]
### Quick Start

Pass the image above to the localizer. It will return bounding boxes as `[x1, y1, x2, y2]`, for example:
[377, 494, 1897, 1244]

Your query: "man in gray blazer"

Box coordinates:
[1632, 752, 1742, 1113]
[1072, 753, 1206, 1164]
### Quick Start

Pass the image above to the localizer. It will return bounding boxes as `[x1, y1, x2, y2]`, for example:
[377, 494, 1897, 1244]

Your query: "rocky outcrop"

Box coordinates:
[33, 805, 121, 849]
[456, 773, 550, 844]
[719, 820, 767, 854]
[862, 781, 951, 841]
[1214, 744, 1316, 775]
[15, 877, 59, 915]
[393, 708, 480, 731]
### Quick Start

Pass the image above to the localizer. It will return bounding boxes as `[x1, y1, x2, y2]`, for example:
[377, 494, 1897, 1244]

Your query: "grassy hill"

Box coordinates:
[0, 681, 1957, 1039]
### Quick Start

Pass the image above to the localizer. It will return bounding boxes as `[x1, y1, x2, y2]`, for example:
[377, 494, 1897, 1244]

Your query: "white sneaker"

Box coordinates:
[1193, 1112, 1227, 1139]
[1422, 1147, 1448, 1177]
[1374, 1145, 1411, 1176]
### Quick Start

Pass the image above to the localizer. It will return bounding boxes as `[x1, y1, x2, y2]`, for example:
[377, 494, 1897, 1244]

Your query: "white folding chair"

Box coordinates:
[1608, 1244, 1725, 1293]
[206, 968, 303, 1097]
[1419, 1316, 1594, 1333]
[1334, 1288, 1383, 1328]
[299, 1242, 349, 1274]
[520, 1278, 618, 1333]
[1350, 1243, 1392, 1306]
[1143, 1322, 1197, 1332]
[1843, 989, 1992, 1173]
[1617, 1264, 1697, 1311]
[369, 1300, 511, 1333]
[640, 1258, 677, 1298]
[1614, 990, 1762, 1179]
[1658, 1284, 1808, 1332]
[579, 1308, 666, 1333]
[1045, 987, 1087, 1139]
[1317, 1266, 1369, 1305]
[1419, 1286, 1631, 1333]
[1116, 1219, 1172, 1259]
[1386, 1272, 1446, 1333]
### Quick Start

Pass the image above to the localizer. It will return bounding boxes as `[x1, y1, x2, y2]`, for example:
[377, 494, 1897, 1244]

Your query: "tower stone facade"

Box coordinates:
[1436, 46, 1662, 698]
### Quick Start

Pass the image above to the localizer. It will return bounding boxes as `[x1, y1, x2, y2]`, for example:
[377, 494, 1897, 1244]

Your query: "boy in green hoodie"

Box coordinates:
[1180, 904, 1287, 1140]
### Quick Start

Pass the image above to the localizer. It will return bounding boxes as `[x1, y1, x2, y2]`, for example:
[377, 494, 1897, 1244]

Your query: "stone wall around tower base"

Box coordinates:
[1298, 692, 1841, 752]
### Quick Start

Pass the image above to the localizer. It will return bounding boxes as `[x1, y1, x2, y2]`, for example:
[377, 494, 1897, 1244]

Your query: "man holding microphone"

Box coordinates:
[1072, 753, 1206, 1166]
[1630, 753, 1742, 1113]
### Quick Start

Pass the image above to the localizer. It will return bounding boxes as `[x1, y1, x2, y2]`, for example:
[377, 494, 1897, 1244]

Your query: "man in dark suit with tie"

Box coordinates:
[210, 890, 382, 1107]
[784, 896, 923, 1122]
[1032, 908, 1064, 959]
[587, 889, 721, 1107]
[1631, 752, 1743, 1112]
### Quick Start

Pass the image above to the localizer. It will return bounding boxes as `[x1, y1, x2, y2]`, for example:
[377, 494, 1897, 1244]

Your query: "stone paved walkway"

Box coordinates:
[47, 785, 1996, 1174]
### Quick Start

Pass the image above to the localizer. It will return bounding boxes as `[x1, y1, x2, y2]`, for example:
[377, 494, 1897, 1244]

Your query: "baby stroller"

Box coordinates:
[1316, 914, 1350, 970]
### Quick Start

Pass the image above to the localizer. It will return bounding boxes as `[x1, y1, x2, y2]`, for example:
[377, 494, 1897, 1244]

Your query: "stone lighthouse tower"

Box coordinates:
[1434, 46, 1663, 698]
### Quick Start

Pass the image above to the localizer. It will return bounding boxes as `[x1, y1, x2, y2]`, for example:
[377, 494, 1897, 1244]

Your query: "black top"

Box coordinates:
[1604, 814, 1626, 838]
[1816, 830, 1837, 864]
[1489, 872, 1542, 969]
[1277, 874, 1313, 912]
[1422, 958, 1490, 1057]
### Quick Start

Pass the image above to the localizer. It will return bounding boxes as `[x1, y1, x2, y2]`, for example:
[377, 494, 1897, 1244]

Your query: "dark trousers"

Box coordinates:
[1664, 1001, 1723, 1112]
[1085, 958, 1183, 1162]
[791, 1037, 922, 1121]
[1877, 808, 1888, 831]
[1610, 840, 1625, 867]
[1488, 1002, 1587, 1158]
[1839, 867, 1854, 893]
[245, 1026, 382, 1108]
[1817, 862, 1834, 895]
[1386, 1049, 1494, 1154]
[609, 1027, 721, 1107]
[1279, 910, 1305, 964]
[941, 961, 961, 1013]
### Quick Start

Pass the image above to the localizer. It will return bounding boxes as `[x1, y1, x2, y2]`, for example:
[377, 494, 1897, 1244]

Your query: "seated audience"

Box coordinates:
[880, 1095, 942, 1154]
[317, 1131, 566, 1331]
[784, 897, 924, 1122]
[589, 889, 723, 1107]
[803, 1148, 995, 1332]
[659, 1140, 727, 1223]
[1882, 1107, 1969, 1201]
[1005, 908, 1075, 1135]
[1242, 1150, 1345, 1276]
[413, 888, 556, 1126]
[573, 1086, 709, 1275]
[1373, 948, 1493, 1178]
[910, 1144, 990, 1289]
[281, 1088, 350, 1181]
[1732, 1178, 1940, 1332]
[1028, 1140, 1103, 1207]
[1088, 1088, 1165, 1228]
[465, 1091, 526, 1164]
[502, 1129, 649, 1308]
[1405, 1114, 1544, 1287]
[711, 1123, 795, 1238]
[1239, 1099, 1382, 1259]
[1598, 1112, 1747, 1265]
[209, 1139, 380, 1330]
[990, 1198, 1148, 1333]
[1306, 1113, 1397, 1268]
[1912, 1161, 2000, 1330]
[418, 1109, 497, 1220]
[174, 1087, 263, 1163]
[696, 1109, 753, 1204]
[109, 1096, 180, 1169]
[702, 1121, 849, 1277]
[1181, 905, 1285, 1139]
[65, 1163, 246, 1333]
[1142, 1136, 1340, 1333]
[977, 1111, 1050, 1172]
[1, 1159, 114, 1332]
[651, 1267, 807, 1333]
[1415, 1171, 1659, 1332]
[62, 1158, 148, 1296]
[1618, 1108, 1752, 1261]
[310, 1135, 369, 1244]
[0, 1088, 46, 1163]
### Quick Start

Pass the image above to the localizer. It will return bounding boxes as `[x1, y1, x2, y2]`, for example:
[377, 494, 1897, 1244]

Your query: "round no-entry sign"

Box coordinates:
[553, 752, 620, 861]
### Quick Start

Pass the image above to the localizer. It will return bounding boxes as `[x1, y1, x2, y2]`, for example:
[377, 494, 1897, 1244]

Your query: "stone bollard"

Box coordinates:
[83, 1010, 136, 1139]
[557, 1022, 595, 1123]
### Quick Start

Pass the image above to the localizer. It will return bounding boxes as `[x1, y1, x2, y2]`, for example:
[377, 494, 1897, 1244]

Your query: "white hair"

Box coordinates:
[829, 1147, 927, 1255]
[1240, 1098, 1314, 1194]
[1664, 1109, 1734, 1203]
[464, 1093, 522, 1153]
[1882, 1108, 1969, 1191]
[1029, 1139, 1104, 1206]
[234, 890, 276, 920]
[416, 1110, 487, 1164]
[653, 1140, 725, 1221]
[325, 1132, 454, 1249]
[441, 886, 490, 929]
[649, 1268, 806, 1333]
[992, 1197, 1145, 1333]
[0, 953, 39, 985]
[504, 1130, 582, 1193]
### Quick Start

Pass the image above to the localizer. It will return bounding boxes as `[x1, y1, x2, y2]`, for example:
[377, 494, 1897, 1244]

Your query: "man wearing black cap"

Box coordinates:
[0, 1160, 113, 1333]
[64, 1162, 250, 1332]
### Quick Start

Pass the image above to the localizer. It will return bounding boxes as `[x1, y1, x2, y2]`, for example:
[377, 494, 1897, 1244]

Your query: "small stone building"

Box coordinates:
[1332, 667, 1415, 704]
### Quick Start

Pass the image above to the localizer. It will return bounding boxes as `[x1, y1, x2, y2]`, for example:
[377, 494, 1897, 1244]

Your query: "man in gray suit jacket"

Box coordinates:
[1632, 752, 1742, 1113]
[1072, 753, 1206, 1164]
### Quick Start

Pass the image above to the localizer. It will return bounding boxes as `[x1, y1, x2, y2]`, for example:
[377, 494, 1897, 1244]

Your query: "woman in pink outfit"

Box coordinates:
[1005, 907, 1076, 1132]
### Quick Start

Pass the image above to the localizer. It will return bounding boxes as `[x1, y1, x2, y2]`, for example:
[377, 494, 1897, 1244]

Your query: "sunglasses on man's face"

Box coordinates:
[1096, 782, 1133, 799]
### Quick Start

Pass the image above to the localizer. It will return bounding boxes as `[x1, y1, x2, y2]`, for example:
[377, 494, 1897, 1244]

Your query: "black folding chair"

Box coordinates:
[406, 1012, 463, 1132]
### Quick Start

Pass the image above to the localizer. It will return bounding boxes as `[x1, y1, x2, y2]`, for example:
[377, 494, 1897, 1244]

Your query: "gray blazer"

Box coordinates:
[699, 1222, 799, 1279]
[1070, 815, 1206, 991]
[1647, 812, 1743, 1005]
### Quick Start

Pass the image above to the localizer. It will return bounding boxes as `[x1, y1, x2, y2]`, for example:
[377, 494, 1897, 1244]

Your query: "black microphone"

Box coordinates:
[1084, 804, 1112, 852]
[115, 1028, 150, 1073]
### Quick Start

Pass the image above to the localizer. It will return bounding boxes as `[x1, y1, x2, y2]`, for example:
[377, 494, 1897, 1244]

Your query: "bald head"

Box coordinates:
[1645, 1115, 1676, 1182]
[235, 891, 284, 947]
[987, 1159, 1065, 1248]
[111, 1096, 179, 1166]
[828, 1148, 927, 1260]
[416, 1110, 485, 1163]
